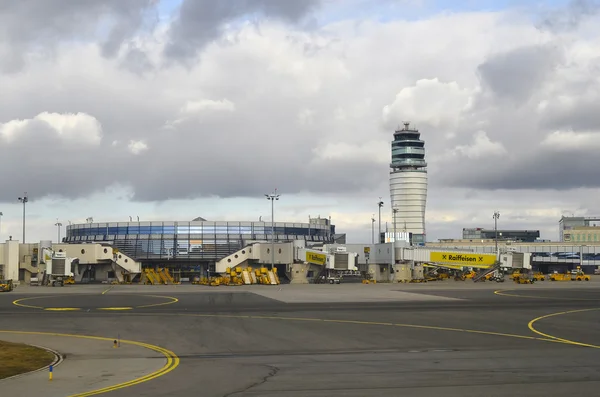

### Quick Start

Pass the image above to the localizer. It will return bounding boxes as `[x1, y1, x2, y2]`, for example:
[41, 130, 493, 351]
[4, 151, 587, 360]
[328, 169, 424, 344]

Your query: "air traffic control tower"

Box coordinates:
[389, 122, 428, 244]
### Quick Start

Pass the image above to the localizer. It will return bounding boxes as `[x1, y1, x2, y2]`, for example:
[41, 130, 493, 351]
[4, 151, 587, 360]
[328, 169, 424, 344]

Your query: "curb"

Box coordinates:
[0, 343, 64, 382]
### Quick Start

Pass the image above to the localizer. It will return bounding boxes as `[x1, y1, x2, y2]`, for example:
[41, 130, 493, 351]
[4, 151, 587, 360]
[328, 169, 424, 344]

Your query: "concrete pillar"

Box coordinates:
[289, 263, 309, 284]
[4, 240, 20, 281]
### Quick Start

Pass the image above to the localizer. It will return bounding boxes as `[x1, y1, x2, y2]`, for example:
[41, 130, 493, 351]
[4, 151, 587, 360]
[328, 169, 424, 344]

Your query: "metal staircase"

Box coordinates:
[472, 262, 501, 282]
[312, 265, 327, 284]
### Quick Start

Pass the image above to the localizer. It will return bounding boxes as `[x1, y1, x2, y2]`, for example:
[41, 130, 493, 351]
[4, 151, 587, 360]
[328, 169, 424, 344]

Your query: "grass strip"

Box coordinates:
[0, 340, 55, 379]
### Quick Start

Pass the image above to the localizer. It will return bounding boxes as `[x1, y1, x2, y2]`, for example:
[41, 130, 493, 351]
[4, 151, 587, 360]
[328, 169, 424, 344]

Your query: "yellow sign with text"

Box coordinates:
[306, 252, 327, 265]
[430, 252, 496, 266]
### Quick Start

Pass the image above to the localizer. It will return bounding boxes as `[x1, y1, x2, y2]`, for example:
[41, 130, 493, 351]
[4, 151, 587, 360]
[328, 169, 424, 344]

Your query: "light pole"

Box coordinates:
[371, 215, 375, 244]
[392, 208, 398, 282]
[265, 190, 280, 271]
[393, 208, 398, 243]
[18, 193, 28, 243]
[493, 211, 500, 258]
[55, 219, 63, 243]
[377, 198, 384, 243]
[0, 211, 3, 239]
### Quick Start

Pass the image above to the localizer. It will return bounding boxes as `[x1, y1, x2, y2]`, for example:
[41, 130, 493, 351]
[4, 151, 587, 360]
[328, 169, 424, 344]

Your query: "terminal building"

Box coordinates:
[461, 228, 540, 242]
[559, 216, 600, 242]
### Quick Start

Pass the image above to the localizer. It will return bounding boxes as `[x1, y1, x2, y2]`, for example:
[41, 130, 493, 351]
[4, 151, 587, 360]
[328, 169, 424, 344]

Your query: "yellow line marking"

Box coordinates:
[97, 307, 133, 311]
[12, 296, 48, 309]
[101, 286, 113, 295]
[494, 289, 600, 301]
[135, 295, 179, 309]
[172, 313, 567, 345]
[11, 294, 179, 310]
[0, 330, 179, 396]
[44, 308, 81, 311]
[528, 308, 600, 348]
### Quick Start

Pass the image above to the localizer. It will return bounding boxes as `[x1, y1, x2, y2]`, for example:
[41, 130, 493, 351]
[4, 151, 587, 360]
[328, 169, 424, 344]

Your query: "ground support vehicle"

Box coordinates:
[514, 274, 535, 284]
[0, 279, 13, 292]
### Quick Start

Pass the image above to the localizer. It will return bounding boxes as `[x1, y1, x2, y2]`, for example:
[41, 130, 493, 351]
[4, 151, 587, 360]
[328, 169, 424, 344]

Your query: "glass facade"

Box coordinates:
[65, 221, 335, 262]
[390, 123, 427, 170]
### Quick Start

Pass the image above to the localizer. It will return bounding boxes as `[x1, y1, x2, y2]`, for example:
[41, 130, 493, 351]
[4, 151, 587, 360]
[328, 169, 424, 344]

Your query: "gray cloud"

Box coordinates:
[538, 0, 600, 32]
[164, 0, 320, 61]
[438, 149, 600, 191]
[476, 44, 563, 103]
[0, 0, 157, 73]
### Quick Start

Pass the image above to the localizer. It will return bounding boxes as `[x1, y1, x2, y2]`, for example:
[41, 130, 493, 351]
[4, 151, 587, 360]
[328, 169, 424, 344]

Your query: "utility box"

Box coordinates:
[394, 264, 411, 282]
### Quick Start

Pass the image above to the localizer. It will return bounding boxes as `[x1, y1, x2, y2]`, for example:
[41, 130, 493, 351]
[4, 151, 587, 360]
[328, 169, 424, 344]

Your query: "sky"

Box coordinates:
[1, 0, 600, 244]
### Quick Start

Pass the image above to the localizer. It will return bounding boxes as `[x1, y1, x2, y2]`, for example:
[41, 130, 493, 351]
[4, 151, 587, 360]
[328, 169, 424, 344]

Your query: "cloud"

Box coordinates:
[0, 112, 102, 145]
[541, 130, 600, 151]
[128, 140, 149, 155]
[182, 99, 236, 114]
[476, 44, 563, 103]
[382, 78, 473, 130]
[163, 0, 321, 61]
[0, 0, 158, 73]
[538, 0, 600, 32]
[447, 131, 507, 160]
[0, 0, 599, 252]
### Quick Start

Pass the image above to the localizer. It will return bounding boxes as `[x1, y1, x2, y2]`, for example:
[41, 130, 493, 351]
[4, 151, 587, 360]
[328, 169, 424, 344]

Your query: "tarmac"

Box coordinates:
[1, 280, 600, 396]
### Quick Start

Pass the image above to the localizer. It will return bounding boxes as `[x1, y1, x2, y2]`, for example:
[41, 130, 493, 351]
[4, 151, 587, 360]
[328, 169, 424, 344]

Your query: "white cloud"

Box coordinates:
[312, 141, 390, 164]
[382, 78, 473, 130]
[541, 130, 600, 150]
[445, 131, 507, 160]
[128, 140, 148, 155]
[0, 112, 102, 145]
[181, 99, 236, 114]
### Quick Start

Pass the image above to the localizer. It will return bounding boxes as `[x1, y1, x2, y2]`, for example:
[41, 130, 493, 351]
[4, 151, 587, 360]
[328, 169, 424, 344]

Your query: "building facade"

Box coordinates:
[65, 219, 336, 264]
[462, 228, 540, 242]
[389, 122, 428, 244]
[559, 216, 600, 242]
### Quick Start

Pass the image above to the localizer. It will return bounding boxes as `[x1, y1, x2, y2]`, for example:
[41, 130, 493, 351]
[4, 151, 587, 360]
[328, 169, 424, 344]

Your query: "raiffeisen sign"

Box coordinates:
[430, 252, 496, 266]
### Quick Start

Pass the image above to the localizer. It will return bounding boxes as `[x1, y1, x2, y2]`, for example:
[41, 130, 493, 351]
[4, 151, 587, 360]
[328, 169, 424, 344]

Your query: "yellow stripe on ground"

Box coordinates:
[12, 294, 179, 311]
[135, 295, 179, 309]
[12, 296, 47, 309]
[97, 307, 133, 311]
[44, 308, 81, 311]
[185, 313, 564, 344]
[528, 308, 600, 349]
[0, 330, 179, 397]
[494, 289, 600, 301]
[101, 287, 113, 295]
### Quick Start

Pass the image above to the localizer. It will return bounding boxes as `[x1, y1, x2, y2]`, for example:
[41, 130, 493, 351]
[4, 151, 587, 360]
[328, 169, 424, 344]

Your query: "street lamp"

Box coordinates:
[55, 219, 63, 243]
[493, 211, 500, 258]
[0, 211, 3, 239]
[265, 190, 280, 271]
[18, 193, 28, 243]
[371, 215, 375, 244]
[377, 198, 384, 243]
[392, 208, 398, 282]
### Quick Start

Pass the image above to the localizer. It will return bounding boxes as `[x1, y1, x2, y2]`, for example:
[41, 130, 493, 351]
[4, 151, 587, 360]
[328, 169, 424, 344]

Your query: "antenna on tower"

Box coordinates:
[403, 121, 410, 130]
